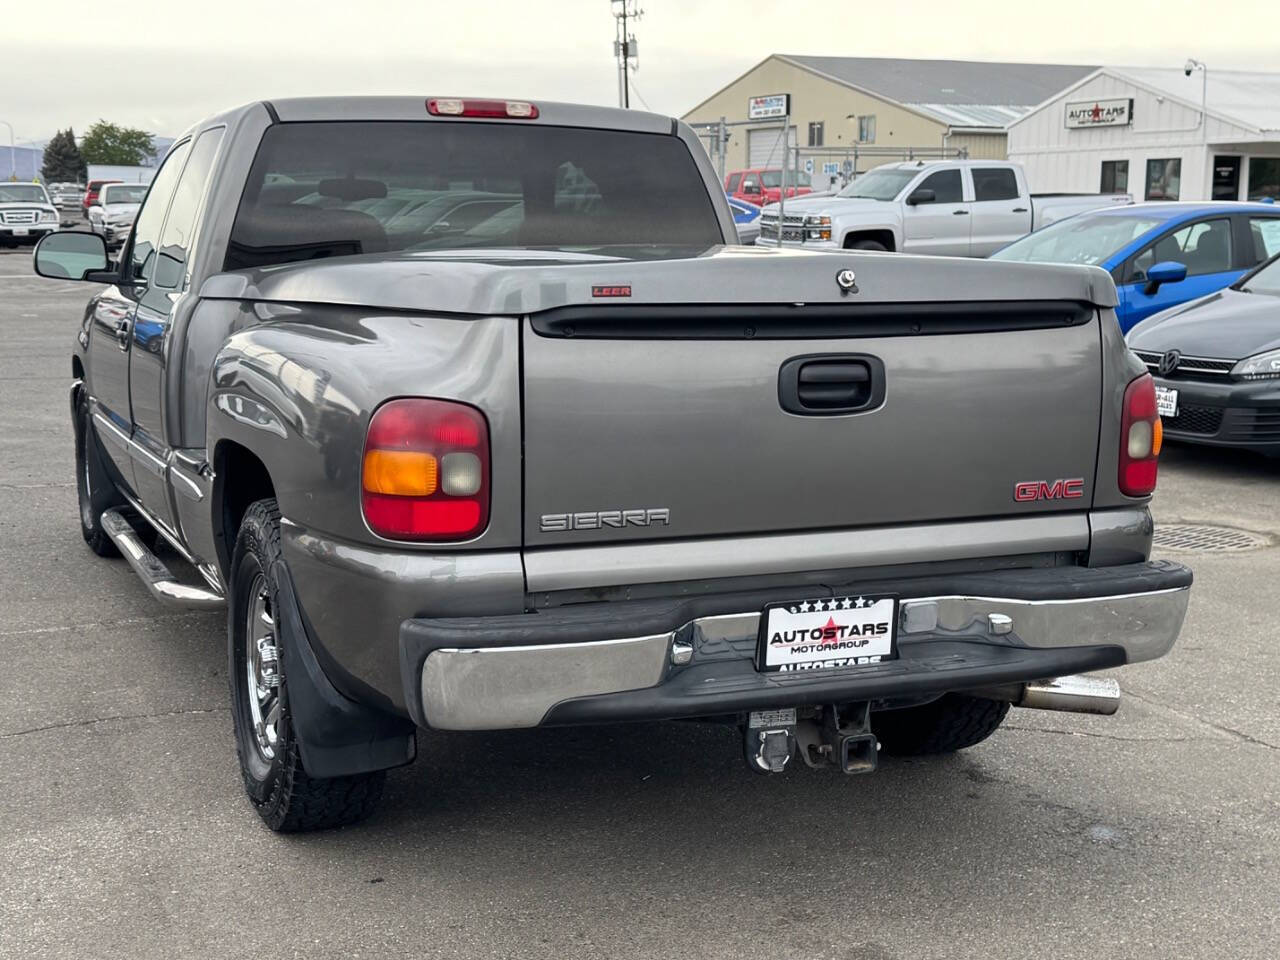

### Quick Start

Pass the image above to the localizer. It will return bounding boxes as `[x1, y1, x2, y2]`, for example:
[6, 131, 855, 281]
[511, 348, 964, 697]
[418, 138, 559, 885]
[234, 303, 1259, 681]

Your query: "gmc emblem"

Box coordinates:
[1014, 478, 1085, 502]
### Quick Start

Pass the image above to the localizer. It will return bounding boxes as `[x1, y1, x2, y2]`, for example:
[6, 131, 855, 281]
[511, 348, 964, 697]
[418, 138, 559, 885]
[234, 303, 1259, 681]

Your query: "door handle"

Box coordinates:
[1012, 206, 1029, 212]
[778, 354, 886, 416]
[953, 209, 969, 215]
[114, 317, 131, 351]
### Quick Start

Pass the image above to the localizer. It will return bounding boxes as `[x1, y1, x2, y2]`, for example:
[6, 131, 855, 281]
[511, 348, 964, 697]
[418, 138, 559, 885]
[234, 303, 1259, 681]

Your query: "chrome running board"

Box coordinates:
[100, 508, 225, 611]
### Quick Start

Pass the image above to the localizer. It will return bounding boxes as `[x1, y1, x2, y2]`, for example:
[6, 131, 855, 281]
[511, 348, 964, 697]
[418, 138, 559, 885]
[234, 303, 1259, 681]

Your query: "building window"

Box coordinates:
[1100, 160, 1129, 194]
[1248, 157, 1280, 201]
[857, 115, 876, 143]
[807, 121, 824, 147]
[1145, 158, 1181, 201]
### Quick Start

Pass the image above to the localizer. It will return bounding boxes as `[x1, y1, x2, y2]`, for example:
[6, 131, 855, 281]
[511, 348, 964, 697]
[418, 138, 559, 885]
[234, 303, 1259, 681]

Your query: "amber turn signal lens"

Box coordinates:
[362, 449, 438, 497]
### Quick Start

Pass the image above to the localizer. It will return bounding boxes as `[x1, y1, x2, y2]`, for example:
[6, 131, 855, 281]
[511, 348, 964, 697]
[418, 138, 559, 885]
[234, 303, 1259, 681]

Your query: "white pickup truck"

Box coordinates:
[758, 160, 1131, 257]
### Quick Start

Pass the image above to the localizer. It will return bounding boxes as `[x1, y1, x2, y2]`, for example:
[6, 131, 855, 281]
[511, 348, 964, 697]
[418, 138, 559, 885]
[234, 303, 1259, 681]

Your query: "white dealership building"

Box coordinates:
[1007, 66, 1280, 203]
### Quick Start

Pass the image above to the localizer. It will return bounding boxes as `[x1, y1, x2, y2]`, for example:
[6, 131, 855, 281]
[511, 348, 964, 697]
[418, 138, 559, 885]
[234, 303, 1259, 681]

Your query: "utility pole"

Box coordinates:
[611, 1, 641, 108]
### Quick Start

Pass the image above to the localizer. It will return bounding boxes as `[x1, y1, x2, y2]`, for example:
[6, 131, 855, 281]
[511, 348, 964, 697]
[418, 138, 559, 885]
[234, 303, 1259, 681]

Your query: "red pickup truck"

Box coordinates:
[725, 168, 813, 206]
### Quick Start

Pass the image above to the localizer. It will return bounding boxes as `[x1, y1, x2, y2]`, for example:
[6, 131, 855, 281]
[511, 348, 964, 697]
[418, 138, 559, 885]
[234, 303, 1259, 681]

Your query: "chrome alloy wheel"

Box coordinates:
[245, 573, 281, 762]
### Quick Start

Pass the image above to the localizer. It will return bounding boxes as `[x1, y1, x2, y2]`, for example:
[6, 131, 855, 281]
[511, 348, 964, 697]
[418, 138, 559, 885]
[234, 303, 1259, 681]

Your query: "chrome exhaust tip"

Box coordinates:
[1017, 675, 1121, 716]
[968, 674, 1121, 715]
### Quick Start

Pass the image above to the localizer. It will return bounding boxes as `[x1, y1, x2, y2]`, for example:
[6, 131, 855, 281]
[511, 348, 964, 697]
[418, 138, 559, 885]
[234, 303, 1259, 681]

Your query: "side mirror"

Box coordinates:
[905, 188, 936, 206]
[1143, 260, 1188, 295]
[33, 231, 115, 282]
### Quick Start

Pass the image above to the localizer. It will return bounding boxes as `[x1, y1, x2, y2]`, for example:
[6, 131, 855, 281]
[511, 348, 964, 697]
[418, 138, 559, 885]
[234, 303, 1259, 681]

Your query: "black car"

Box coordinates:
[1127, 251, 1280, 457]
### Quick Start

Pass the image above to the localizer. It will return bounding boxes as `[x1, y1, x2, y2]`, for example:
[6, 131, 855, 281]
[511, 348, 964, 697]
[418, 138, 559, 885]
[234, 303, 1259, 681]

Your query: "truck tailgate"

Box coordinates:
[522, 302, 1101, 546]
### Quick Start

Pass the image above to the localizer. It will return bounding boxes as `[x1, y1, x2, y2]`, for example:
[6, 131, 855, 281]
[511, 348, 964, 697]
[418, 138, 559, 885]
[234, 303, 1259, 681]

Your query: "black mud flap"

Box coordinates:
[272, 563, 416, 779]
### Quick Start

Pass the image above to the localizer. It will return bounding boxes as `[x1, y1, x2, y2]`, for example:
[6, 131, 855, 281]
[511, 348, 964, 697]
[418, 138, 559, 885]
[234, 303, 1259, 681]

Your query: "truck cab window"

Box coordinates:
[153, 128, 225, 290]
[226, 121, 723, 270]
[128, 141, 190, 283]
[972, 168, 1019, 202]
[917, 169, 962, 204]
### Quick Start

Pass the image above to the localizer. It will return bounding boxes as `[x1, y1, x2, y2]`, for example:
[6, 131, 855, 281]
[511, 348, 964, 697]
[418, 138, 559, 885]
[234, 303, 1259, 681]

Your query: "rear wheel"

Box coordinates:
[74, 391, 124, 557]
[229, 498, 385, 832]
[872, 694, 1009, 755]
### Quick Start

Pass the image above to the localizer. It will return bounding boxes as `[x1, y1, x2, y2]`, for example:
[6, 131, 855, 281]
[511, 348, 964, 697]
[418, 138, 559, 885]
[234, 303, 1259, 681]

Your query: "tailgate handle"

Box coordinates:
[779, 354, 886, 416]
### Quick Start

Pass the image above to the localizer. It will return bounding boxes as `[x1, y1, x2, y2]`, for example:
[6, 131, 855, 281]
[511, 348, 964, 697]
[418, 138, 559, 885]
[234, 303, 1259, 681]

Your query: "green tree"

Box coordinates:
[79, 120, 154, 167]
[40, 128, 88, 183]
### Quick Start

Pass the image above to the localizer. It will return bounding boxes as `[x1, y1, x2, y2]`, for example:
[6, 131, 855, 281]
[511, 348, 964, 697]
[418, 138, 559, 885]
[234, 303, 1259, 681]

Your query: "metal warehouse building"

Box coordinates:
[681, 55, 1096, 188]
[1007, 67, 1280, 202]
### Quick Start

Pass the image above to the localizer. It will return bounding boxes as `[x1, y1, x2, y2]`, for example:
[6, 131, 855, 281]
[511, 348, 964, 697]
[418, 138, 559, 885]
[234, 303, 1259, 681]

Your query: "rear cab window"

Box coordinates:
[226, 121, 724, 270]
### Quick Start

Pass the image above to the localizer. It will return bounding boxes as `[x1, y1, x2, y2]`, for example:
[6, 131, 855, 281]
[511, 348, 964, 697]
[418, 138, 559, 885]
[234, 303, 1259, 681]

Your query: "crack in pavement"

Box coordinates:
[0, 706, 228, 740]
[0, 482, 75, 490]
[1003, 723, 1222, 746]
[0, 612, 217, 640]
[1120, 685, 1279, 750]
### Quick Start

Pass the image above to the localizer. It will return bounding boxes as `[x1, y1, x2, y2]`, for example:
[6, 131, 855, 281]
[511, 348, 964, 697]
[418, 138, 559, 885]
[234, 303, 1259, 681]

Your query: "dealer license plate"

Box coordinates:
[12, 227, 28, 236]
[1155, 386, 1179, 418]
[757, 595, 897, 673]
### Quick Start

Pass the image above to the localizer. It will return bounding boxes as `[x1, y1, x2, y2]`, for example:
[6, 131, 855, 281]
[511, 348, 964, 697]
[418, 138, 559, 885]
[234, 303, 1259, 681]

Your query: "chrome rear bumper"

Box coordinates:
[409, 571, 1190, 731]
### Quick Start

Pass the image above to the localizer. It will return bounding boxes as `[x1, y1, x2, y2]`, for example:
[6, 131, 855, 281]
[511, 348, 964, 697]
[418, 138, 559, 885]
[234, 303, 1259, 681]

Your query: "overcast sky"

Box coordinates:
[2, 0, 1273, 143]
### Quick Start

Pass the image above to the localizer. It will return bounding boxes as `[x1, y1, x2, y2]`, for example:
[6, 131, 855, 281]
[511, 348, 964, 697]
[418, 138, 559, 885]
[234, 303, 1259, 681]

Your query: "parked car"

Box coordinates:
[82, 178, 122, 215]
[49, 182, 84, 208]
[726, 195, 761, 244]
[33, 95, 1189, 832]
[991, 202, 1280, 332]
[1126, 248, 1280, 456]
[86, 182, 149, 248]
[0, 182, 60, 246]
[725, 167, 813, 207]
[758, 160, 1132, 255]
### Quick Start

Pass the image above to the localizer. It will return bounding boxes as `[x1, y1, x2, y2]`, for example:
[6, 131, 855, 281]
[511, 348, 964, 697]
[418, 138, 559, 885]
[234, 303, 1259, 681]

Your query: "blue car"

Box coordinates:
[990, 202, 1280, 332]
[726, 195, 761, 245]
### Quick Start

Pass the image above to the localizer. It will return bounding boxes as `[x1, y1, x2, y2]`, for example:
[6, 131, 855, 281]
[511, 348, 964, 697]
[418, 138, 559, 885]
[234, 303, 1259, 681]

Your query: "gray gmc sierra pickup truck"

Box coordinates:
[33, 96, 1191, 832]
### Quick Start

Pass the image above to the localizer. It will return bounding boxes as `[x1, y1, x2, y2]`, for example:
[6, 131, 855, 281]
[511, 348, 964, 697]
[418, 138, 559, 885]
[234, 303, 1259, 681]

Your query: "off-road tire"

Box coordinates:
[75, 391, 124, 557]
[872, 694, 1010, 756]
[229, 498, 385, 832]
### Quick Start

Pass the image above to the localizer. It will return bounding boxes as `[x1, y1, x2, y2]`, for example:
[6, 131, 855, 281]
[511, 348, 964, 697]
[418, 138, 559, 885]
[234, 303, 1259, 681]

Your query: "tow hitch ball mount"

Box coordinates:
[744, 703, 879, 775]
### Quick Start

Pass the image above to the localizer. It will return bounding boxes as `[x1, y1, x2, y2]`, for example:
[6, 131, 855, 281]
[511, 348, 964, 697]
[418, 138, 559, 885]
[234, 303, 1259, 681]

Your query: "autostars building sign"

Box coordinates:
[1065, 98, 1134, 128]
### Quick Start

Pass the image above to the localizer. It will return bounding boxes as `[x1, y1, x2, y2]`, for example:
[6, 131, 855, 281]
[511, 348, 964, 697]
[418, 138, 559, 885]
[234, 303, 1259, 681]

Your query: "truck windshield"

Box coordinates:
[0, 185, 49, 203]
[226, 121, 724, 269]
[759, 170, 811, 188]
[837, 168, 917, 201]
[990, 213, 1165, 266]
[101, 185, 148, 204]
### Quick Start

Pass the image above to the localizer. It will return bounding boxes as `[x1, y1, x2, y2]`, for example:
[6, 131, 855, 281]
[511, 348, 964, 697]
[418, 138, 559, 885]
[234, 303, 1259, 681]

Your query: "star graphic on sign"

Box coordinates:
[1090, 103, 1103, 121]
[854, 596, 866, 608]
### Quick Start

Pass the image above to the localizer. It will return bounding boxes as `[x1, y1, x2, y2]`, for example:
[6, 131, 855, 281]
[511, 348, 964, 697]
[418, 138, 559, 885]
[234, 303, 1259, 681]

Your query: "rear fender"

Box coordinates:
[205, 302, 522, 551]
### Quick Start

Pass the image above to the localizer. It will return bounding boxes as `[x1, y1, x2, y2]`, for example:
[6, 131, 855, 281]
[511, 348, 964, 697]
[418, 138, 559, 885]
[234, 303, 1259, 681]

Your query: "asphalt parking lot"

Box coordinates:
[1, 249, 1277, 960]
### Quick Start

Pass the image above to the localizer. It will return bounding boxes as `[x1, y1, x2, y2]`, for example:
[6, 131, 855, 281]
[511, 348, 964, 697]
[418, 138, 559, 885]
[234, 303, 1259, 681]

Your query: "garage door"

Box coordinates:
[748, 126, 794, 169]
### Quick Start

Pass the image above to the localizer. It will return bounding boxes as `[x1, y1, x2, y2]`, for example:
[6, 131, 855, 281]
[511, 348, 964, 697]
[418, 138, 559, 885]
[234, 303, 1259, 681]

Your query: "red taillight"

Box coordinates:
[362, 398, 490, 541]
[425, 98, 539, 119]
[1118, 373, 1162, 497]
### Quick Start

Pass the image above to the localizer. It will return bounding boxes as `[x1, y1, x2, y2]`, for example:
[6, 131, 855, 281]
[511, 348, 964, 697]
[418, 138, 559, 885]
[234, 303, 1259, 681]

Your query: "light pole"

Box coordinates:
[0, 120, 14, 180]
